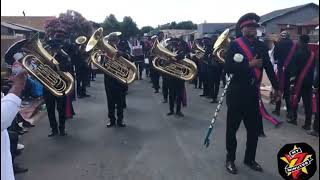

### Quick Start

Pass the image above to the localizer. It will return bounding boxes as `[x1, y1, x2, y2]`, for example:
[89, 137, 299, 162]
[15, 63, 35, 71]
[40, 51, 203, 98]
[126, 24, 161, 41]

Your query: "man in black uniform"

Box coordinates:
[272, 31, 297, 117]
[104, 32, 127, 128]
[287, 35, 316, 130]
[224, 13, 280, 174]
[200, 37, 210, 97]
[166, 38, 188, 117]
[74, 44, 90, 98]
[45, 31, 71, 136]
[150, 32, 164, 93]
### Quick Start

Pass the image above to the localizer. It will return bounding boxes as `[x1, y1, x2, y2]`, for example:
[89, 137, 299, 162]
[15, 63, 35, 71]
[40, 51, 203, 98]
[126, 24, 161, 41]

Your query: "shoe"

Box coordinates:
[83, 94, 91, 98]
[13, 164, 28, 174]
[244, 161, 263, 172]
[272, 110, 280, 116]
[22, 121, 35, 128]
[59, 130, 67, 136]
[275, 121, 283, 128]
[106, 122, 116, 128]
[286, 113, 293, 119]
[15, 149, 22, 157]
[225, 161, 237, 174]
[302, 125, 311, 131]
[210, 99, 218, 103]
[287, 119, 297, 125]
[117, 122, 126, 128]
[48, 130, 58, 137]
[154, 90, 159, 93]
[17, 143, 25, 150]
[258, 132, 266, 137]
[167, 112, 174, 116]
[199, 94, 206, 97]
[307, 130, 319, 137]
[176, 112, 184, 117]
[162, 100, 168, 103]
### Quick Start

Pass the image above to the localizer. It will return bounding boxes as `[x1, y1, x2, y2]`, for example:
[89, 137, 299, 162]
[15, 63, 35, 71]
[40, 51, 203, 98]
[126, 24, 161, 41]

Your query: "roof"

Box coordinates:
[1, 16, 56, 31]
[230, 3, 319, 30]
[198, 23, 235, 33]
[260, 3, 319, 25]
[1, 22, 32, 32]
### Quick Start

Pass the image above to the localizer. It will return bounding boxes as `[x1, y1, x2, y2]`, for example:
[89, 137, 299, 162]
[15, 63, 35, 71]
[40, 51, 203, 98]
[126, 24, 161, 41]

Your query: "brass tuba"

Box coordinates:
[192, 41, 205, 59]
[85, 28, 137, 85]
[150, 39, 197, 81]
[20, 34, 74, 96]
[213, 28, 230, 63]
[75, 36, 87, 45]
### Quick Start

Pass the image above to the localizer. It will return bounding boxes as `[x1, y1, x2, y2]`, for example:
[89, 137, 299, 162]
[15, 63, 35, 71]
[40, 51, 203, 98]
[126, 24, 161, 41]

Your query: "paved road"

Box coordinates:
[16, 74, 319, 180]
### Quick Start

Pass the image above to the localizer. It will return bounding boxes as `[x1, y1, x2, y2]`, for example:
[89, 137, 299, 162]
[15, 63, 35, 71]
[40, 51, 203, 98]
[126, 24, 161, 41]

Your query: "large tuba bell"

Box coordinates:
[85, 28, 137, 85]
[150, 39, 197, 81]
[20, 34, 74, 96]
[213, 29, 230, 63]
[192, 41, 205, 60]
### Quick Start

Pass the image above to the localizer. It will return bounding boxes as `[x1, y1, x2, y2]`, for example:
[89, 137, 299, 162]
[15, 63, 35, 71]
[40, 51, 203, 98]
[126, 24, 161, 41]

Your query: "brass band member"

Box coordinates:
[104, 32, 127, 128]
[224, 13, 280, 174]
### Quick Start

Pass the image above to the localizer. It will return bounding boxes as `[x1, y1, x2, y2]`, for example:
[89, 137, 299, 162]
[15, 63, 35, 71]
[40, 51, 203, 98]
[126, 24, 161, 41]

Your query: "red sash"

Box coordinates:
[235, 38, 280, 125]
[279, 43, 297, 93]
[291, 52, 315, 108]
[65, 95, 73, 119]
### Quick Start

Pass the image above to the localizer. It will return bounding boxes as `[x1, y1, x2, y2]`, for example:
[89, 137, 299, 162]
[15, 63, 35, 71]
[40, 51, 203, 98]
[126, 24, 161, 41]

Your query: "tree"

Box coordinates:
[101, 14, 120, 35]
[120, 16, 139, 39]
[157, 20, 197, 30]
[139, 26, 154, 35]
[44, 10, 93, 42]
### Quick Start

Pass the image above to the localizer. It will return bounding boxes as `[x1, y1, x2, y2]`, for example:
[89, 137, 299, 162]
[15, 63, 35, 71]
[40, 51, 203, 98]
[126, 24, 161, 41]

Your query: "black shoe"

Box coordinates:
[275, 121, 283, 128]
[59, 130, 67, 136]
[162, 99, 168, 103]
[286, 113, 293, 119]
[117, 122, 126, 128]
[287, 119, 297, 125]
[48, 130, 58, 137]
[302, 125, 311, 131]
[307, 130, 319, 137]
[154, 90, 159, 93]
[15, 149, 23, 157]
[200, 94, 206, 97]
[244, 161, 263, 172]
[167, 112, 174, 116]
[83, 94, 91, 98]
[225, 161, 237, 174]
[106, 122, 116, 128]
[176, 112, 184, 117]
[210, 99, 218, 103]
[22, 121, 35, 128]
[272, 110, 280, 116]
[13, 164, 28, 174]
[258, 132, 266, 137]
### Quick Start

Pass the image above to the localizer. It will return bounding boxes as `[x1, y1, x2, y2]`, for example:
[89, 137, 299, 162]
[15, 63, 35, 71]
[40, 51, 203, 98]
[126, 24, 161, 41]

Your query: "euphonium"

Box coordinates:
[213, 29, 230, 63]
[150, 39, 197, 81]
[85, 28, 137, 85]
[20, 34, 74, 96]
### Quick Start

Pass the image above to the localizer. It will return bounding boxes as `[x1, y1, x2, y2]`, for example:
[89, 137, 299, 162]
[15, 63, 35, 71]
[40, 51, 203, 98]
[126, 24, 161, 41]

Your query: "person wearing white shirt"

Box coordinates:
[1, 70, 27, 180]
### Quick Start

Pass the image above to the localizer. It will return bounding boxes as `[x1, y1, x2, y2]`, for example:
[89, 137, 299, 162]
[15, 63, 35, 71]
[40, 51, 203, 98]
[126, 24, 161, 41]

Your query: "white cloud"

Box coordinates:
[1, 0, 318, 28]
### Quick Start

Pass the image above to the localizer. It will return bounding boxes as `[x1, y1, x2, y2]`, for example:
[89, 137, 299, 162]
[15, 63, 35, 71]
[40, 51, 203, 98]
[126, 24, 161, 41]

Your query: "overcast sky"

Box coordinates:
[1, 0, 318, 28]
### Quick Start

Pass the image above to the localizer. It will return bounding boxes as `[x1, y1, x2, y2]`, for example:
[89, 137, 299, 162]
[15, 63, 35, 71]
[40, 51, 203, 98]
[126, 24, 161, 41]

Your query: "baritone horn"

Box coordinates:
[85, 28, 137, 85]
[20, 34, 74, 97]
[150, 39, 197, 81]
[213, 28, 230, 63]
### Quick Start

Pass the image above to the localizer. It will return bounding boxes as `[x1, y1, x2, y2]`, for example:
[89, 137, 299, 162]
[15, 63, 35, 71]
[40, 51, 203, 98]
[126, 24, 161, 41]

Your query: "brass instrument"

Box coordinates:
[192, 41, 205, 59]
[204, 28, 232, 148]
[75, 36, 87, 45]
[20, 34, 74, 97]
[150, 39, 197, 81]
[85, 28, 137, 85]
[213, 29, 230, 63]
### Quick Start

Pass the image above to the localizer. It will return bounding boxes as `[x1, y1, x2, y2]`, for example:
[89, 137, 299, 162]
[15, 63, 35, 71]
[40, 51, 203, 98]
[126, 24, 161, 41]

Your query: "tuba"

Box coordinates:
[85, 28, 137, 85]
[192, 41, 205, 60]
[20, 34, 74, 97]
[213, 29, 230, 63]
[150, 39, 197, 81]
[75, 36, 87, 45]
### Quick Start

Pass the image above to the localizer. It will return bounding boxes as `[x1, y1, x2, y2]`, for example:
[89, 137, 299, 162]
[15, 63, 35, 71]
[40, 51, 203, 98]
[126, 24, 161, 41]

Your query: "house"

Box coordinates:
[1, 16, 55, 63]
[196, 23, 235, 38]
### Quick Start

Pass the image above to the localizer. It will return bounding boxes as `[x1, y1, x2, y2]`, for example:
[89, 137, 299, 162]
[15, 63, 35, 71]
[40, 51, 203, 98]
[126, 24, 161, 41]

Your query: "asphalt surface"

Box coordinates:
[16, 74, 319, 180]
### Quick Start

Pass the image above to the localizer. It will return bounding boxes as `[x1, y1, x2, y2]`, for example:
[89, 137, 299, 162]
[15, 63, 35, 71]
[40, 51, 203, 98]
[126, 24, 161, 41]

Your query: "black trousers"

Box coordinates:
[151, 69, 160, 90]
[76, 69, 87, 96]
[169, 82, 184, 113]
[208, 67, 222, 100]
[104, 79, 125, 123]
[44, 89, 66, 131]
[162, 76, 169, 101]
[226, 101, 259, 162]
[8, 130, 19, 161]
[201, 72, 209, 95]
[275, 79, 291, 114]
[314, 91, 319, 132]
[292, 85, 313, 126]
